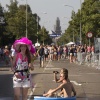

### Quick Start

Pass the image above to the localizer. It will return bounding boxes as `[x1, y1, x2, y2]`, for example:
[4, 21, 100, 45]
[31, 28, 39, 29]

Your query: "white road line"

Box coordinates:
[69, 75, 81, 76]
[44, 60, 52, 72]
[86, 73, 100, 75]
[28, 84, 37, 100]
[29, 60, 51, 98]
[45, 68, 61, 70]
[45, 60, 51, 68]
[70, 81, 82, 86]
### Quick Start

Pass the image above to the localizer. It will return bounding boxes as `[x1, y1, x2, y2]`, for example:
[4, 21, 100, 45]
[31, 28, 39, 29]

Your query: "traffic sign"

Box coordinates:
[87, 32, 93, 38]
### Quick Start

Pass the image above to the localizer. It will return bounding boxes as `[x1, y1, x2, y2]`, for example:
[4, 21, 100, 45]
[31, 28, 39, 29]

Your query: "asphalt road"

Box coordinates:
[0, 59, 100, 100]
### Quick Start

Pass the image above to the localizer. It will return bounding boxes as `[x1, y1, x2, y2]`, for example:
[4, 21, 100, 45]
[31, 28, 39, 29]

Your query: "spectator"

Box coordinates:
[38, 44, 45, 67]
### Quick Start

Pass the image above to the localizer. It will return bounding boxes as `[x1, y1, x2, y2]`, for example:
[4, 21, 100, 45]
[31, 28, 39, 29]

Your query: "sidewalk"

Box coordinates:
[0, 59, 11, 71]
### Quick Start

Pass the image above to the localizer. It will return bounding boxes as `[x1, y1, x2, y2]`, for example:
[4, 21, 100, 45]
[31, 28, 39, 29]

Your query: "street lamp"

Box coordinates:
[21, 0, 28, 37]
[80, 0, 82, 44]
[35, 16, 40, 47]
[64, 5, 75, 42]
[37, 16, 39, 43]
[26, 0, 28, 37]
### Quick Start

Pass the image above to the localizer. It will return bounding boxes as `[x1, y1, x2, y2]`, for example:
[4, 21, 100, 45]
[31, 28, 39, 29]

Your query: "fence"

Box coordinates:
[77, 52, 100, 69]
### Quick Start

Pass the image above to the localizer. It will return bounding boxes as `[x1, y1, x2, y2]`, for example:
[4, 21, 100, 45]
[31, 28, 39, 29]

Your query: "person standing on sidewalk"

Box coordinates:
[4, 45, 10, 65]
[38, 44, 45, 67]
[9, 45, 16, 66]
[11, 37, 35, 100]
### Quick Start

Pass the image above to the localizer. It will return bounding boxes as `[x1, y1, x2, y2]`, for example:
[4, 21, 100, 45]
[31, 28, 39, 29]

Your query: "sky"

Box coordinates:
[0, 0, 84, 33]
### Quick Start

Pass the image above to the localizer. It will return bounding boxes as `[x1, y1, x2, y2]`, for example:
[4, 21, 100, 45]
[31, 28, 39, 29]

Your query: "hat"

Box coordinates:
[13, 37, 36, 54]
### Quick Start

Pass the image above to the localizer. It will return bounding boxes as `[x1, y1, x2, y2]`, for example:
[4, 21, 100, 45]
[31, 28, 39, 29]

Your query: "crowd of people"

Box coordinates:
[0, 45, 11, 65]
[0, 43, 95, 66]
[36, 44, 95, 65]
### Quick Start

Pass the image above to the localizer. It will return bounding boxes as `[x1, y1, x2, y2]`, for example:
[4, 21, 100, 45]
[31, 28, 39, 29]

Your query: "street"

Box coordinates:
[0, 59, 100, 100]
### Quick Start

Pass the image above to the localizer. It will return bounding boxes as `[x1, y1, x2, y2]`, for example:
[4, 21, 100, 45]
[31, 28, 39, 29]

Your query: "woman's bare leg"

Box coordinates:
[14, 87, 21, 100]
[22, 88, 29, 100]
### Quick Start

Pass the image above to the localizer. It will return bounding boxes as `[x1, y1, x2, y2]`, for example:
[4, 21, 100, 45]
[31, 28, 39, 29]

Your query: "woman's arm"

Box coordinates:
[51, 83, 64, 93]
[29, 62, 34, 70]
[28, 54, 34, 71]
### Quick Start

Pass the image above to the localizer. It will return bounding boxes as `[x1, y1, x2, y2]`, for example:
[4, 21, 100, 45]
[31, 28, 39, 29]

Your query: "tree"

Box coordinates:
[0, 0, 52, 45]
[59, 0, 100, 45]
[0, 4, 8, 46]
[4, 0, 39, 43]
[38, 26, 52, 45]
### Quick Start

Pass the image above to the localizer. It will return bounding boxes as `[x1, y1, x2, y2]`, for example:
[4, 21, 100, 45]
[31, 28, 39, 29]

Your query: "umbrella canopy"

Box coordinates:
[66, 42, 75, 46]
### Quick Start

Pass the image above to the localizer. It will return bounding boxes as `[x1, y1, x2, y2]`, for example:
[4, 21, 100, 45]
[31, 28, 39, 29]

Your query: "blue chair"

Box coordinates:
[34, 96, 76, 100]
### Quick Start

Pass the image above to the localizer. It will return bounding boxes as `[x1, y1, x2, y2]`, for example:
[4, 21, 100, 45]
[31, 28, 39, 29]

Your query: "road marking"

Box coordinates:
[45, 60, 51, 67]
[69, 75, 81, 76]
[70, 81, 82, 86]
[29, 60, 52, 97]
[45, 67, 61, 70]
[44, 60, 61, 70]
[28, 84, 37, 100]
[86, 73, 100, 75]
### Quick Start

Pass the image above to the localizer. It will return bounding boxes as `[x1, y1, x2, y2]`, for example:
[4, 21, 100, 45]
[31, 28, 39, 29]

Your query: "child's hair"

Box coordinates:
[61, 68, 68, 74]
[61, 68, 68, 80]
[63, 72, 68, 80]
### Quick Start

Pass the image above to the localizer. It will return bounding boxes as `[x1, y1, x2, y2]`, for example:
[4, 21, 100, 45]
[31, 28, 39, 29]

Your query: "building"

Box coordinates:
[54, 17, 61, 35]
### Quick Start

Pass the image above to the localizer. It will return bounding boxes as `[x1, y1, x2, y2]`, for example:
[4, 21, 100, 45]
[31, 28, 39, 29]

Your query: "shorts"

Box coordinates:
[74, 53, 77, 57]
[13, 80, 31, 88]
[40, 56, 44, 61]
[45, 54, 48, 58]
[70, 53, 73, 56]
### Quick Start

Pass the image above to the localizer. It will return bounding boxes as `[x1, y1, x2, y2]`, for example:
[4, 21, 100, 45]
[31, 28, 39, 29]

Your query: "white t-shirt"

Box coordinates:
[11, 48, 15, 57]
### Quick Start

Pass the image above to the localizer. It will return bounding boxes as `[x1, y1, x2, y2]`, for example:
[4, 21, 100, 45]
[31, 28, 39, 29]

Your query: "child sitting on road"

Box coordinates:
[43, 68, 76, 97]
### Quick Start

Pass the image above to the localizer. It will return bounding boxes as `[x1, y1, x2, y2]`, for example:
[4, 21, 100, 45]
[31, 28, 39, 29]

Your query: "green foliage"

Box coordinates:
[38, 27, 52, 45]
[59, 0, 100, 45]
[0, 4, 10, 46]
[0, 0, 52, 46]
